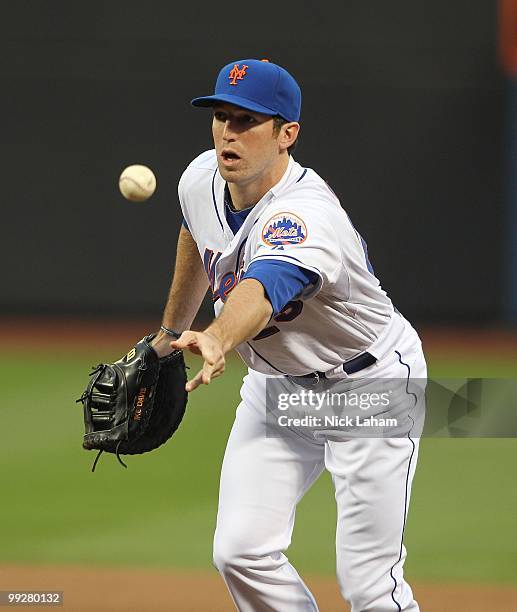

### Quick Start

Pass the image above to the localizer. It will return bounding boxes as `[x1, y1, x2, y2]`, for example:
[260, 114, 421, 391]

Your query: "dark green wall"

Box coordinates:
[0, 1, 504, 322]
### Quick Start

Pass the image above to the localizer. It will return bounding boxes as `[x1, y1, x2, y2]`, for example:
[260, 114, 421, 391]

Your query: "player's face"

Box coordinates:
[212, 103, 283, 185]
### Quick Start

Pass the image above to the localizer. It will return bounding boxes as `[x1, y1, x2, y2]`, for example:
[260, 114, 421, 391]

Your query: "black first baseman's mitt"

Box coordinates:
[76, 334, 187, 471]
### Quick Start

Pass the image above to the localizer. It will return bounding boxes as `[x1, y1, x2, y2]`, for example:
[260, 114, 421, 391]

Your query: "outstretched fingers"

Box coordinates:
[170, 330, 226, 392]
[170, 331, 202, 355]
[185, 368, 208, 392]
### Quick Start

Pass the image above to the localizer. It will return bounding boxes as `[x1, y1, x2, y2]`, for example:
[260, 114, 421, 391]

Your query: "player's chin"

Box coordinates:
[217, 162, 245, 181]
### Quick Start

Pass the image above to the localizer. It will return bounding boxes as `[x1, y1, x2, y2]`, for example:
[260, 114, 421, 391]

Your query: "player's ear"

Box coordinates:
[278, 122, 300, 152]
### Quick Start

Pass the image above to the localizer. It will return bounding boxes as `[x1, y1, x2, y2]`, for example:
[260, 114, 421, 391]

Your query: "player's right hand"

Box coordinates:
[170, 330, 226, 392]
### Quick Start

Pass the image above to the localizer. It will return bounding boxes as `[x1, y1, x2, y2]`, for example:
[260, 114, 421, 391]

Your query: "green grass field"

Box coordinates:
[1, 346, 516, 585]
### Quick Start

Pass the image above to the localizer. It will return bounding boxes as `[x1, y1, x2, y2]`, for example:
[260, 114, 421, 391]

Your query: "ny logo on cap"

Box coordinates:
[228, 64, 248, 86]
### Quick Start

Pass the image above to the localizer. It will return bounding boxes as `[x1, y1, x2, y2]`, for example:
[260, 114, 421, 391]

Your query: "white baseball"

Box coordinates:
[119, 164, 157, 202]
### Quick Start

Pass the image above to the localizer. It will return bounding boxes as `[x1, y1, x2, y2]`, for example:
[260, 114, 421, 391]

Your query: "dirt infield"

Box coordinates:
[1, 564, 517, 611]
[2, 316, 517, 356]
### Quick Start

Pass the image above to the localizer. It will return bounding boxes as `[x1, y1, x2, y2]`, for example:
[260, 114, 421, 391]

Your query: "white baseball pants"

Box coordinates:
[214, 324, 426, 611]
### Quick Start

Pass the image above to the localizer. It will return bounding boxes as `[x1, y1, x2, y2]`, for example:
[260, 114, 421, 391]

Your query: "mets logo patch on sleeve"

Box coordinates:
[261, 212, 307, 246]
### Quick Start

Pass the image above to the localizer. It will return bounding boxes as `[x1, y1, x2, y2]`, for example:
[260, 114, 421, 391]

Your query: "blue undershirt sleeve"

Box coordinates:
[242, 259, 319, 316]
[182, 218, 190, 232]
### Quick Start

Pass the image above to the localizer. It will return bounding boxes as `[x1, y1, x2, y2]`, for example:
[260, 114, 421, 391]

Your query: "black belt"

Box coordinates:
[289, 352, 376, 387]
[342, 351, 377, 374]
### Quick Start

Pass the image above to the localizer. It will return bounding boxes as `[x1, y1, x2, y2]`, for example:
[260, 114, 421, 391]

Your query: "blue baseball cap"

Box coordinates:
[191, 59, 301, 123]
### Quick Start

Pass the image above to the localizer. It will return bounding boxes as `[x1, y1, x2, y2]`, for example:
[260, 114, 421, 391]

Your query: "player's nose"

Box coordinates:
[222, 120, 236, 142]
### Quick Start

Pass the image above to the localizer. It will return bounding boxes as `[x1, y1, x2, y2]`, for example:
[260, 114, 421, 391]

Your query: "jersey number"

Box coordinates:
[253, 300, 303, 341]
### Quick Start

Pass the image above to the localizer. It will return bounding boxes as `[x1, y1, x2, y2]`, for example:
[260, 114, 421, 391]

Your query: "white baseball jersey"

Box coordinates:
[179, 149, 402, 376]
[182, 150, 425, 612]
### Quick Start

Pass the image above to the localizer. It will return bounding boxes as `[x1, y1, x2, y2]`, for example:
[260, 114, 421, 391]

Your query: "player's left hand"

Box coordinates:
[170, 330, 225, 392]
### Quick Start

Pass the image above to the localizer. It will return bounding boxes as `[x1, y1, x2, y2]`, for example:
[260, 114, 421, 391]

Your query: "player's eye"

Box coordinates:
[214, 111, 227, 122]
[234, 114, 257, 125]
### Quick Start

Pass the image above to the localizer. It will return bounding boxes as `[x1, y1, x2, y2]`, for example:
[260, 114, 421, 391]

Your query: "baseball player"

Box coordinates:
[152, 59, 427, 611]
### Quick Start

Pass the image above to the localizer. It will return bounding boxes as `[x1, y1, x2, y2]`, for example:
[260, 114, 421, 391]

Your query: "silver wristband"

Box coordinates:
[160, 325, 181, 339]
